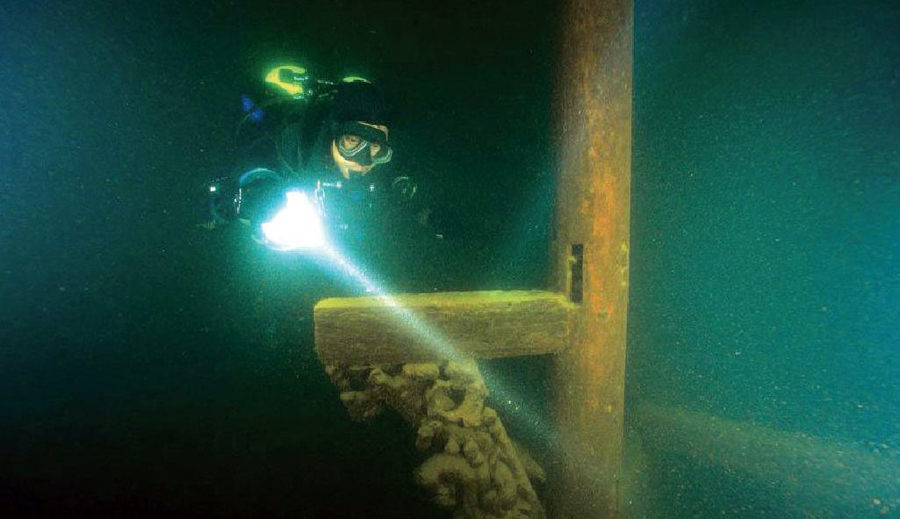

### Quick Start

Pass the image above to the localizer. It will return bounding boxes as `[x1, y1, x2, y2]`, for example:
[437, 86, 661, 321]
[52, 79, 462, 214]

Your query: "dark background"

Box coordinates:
[0, 1, 555, 517]
[1, 1, 898, 518]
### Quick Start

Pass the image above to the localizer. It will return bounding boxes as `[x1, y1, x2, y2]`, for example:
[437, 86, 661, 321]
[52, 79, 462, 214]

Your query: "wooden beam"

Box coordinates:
[314, 290, 573, 365]
[548, 0, 633, 517]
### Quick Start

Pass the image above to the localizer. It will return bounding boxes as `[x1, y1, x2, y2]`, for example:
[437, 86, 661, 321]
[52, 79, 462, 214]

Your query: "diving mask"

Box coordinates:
[334, 121, 393, 166]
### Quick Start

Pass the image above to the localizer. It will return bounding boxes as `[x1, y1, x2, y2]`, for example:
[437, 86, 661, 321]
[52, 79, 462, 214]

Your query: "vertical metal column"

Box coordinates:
[548, 0, 633, 517]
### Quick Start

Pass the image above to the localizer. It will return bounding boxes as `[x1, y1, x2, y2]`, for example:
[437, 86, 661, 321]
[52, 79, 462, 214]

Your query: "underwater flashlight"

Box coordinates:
[260, 190, 326, 251]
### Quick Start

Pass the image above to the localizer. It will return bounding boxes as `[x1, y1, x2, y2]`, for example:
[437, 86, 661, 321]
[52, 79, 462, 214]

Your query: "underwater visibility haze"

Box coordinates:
[0, 0, 897, 518]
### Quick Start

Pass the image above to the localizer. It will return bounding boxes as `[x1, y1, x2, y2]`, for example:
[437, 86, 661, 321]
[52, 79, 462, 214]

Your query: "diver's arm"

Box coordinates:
[233, 169, 289, 226]
[203, 168, 287, 229]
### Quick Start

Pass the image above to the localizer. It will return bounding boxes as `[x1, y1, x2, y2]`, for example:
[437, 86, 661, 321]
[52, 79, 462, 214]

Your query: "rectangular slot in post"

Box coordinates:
[570, 243, 584, 303]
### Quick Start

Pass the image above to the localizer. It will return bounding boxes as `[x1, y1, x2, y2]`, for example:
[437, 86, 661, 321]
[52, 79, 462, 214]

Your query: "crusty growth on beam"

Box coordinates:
[327, 361, 546, 519]
[315, 291, 572, 365]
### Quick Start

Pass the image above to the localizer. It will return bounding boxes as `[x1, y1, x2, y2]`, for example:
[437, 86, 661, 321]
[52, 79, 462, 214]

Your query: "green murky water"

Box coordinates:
[1, 1, 896, 517]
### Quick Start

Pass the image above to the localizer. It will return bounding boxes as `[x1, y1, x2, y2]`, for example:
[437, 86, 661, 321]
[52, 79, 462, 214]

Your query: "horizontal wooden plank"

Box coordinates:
[314, 290, 573, 365]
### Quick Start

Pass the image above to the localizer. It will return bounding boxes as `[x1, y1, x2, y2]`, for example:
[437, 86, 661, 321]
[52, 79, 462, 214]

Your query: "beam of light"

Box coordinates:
[320, 245, 467, 363]
[316, 243, 560, 450]
[262, 196, 564, 466]
[320, 239, 627, 496]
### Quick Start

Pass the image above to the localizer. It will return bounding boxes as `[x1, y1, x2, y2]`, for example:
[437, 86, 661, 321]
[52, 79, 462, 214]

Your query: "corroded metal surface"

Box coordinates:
[548, 0, 633, 517]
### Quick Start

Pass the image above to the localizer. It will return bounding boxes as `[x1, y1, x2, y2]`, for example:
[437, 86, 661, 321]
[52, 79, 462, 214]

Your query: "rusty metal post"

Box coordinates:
[548, 0, 633, 517]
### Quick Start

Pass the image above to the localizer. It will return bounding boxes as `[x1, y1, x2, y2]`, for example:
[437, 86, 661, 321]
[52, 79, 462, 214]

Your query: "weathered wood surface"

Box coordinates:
[314, 290, 573, 365]
[548, 0, 633, 517]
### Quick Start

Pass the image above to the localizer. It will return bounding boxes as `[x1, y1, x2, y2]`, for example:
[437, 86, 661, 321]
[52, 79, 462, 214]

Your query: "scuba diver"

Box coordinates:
[204, 65, 427, 261]
[201, 65, 450, 358]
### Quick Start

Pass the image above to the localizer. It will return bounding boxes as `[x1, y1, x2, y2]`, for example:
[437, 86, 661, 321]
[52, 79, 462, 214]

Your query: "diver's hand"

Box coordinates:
[237, 176, 288, 226]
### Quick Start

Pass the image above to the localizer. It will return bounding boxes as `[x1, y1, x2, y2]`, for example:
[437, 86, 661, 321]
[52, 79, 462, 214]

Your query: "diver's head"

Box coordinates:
[331, 121, 391, 179]
[327, 80, 393, 179]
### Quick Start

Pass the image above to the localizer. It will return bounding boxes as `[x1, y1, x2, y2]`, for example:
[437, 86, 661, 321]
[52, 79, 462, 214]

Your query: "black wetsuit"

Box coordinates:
[217, 90, 413, 227]
[220, 89, 445, 287]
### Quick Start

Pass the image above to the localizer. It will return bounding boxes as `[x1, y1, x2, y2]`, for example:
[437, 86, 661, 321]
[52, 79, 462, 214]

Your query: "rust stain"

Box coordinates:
[550, 0, 632, 516]
[585, 169, 619, 316]
[588, 263, 602, 314]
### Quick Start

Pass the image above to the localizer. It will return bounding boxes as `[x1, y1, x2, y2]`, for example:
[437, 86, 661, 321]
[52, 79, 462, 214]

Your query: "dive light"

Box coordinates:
[259, 190, 326, 251]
